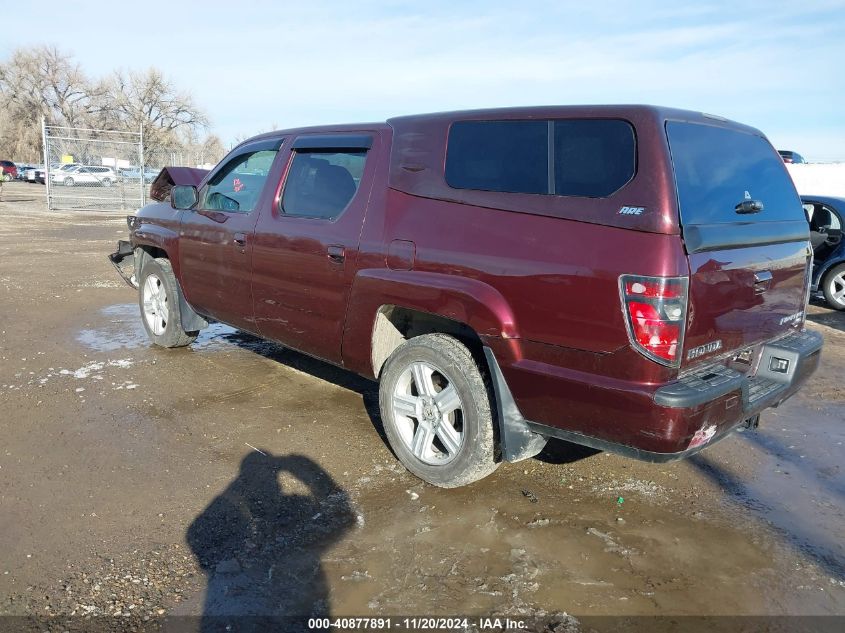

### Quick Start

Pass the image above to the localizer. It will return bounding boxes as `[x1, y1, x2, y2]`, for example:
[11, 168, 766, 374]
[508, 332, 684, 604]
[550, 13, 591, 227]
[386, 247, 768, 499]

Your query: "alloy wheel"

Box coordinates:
[392, 361, 465, 465]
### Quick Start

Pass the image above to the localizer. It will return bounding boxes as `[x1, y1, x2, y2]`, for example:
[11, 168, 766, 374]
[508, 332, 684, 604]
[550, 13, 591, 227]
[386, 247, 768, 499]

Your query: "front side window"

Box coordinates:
[281, 151, 366, 220]
[199, 149, 278, 213]
[445, 119, 636, 198]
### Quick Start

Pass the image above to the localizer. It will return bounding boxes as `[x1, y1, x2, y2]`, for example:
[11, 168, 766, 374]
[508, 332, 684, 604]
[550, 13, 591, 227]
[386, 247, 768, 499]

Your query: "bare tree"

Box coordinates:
[0, 45, 97, 160]
[96, 68, 210, 156]
[0, 47, 219, 166]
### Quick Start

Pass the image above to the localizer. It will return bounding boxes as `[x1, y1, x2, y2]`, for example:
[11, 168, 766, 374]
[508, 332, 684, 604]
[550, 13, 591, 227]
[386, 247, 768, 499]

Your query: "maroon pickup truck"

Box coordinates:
[110, 105, 822, 488]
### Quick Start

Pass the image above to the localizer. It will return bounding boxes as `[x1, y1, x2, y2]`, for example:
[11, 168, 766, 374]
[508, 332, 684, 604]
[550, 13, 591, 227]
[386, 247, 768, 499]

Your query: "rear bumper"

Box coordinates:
[653, 330, 822, 412]
[488, 329, 822, 461]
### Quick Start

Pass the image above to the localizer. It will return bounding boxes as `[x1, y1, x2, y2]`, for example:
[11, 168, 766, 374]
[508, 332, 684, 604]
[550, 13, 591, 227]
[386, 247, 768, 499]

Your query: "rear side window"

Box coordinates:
[667, 122, 801, 224]
[554, 120, 635, 197]
[281, 151, 366, 220]
[445, 119, 636, 198]
[445, 121, 548, 194]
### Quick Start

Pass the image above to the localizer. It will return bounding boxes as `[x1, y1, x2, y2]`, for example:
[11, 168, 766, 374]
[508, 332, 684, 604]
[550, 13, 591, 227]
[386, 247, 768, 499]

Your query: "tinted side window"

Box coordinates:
[554, 120, 635, 197]
[667, 122, 801, 225]
[445, 119, 636, 197]
[281, 151, 366, 220]
[200, 149, 278, 213]
[445, 121, 548, 194]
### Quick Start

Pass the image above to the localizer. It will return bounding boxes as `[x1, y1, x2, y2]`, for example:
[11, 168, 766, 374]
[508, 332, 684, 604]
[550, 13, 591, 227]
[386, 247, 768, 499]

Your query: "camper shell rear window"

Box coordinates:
[666, 121, 802, 225]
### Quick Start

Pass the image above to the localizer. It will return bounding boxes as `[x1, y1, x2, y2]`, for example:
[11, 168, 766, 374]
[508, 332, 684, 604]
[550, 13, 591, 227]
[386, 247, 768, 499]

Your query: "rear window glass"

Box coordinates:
[445, 119, 635, 198]
[666, 121, 801, 224]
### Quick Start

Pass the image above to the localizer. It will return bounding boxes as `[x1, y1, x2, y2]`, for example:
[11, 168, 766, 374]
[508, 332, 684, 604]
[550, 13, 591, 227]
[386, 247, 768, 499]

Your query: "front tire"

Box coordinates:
[378, 334, 498, 488]
[138, 257, 198, 347]
[822, 263, 845, 310]
[64, 177, 74, 187]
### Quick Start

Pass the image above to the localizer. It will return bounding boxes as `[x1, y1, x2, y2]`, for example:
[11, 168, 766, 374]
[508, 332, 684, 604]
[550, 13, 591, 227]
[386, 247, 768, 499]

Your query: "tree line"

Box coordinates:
[0, 45, 224, 164]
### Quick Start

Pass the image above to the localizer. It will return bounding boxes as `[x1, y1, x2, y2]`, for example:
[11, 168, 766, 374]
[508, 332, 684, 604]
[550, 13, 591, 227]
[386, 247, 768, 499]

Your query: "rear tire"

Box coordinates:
[822, 263, 845, 310]
[102, 178, 112, 187]
[378, 334, 498, 488]
[138, 257, 198, 347]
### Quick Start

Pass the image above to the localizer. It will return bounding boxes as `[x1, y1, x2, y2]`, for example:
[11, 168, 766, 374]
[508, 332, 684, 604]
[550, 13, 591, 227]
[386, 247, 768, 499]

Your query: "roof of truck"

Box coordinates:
[388, 104, 761, 136]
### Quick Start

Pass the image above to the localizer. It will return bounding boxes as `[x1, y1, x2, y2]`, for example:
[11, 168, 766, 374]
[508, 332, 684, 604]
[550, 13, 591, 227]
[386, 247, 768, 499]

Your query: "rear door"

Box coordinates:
[666, 121, 811, 370]
[250, 133, 379, 364]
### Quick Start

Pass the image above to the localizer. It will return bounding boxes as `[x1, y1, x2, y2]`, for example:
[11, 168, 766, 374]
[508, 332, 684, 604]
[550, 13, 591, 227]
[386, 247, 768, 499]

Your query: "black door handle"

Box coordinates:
[327, 245, 345, 263]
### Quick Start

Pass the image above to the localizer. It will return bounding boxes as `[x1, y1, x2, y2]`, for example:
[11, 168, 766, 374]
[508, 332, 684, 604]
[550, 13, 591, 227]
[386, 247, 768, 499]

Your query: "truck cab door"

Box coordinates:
[251, 133, 380, 364]
[178, 138, 284, 332]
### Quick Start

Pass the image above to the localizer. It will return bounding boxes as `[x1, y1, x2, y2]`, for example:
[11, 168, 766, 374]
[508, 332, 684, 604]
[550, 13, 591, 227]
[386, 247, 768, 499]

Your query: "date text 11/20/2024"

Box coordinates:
[308, 617, 529, 630]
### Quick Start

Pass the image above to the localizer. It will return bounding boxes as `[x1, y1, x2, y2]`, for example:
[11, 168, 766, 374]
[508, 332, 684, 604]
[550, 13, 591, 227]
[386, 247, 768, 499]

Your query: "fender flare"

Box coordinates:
[346, 268, 519, 335]
[342, 269, 521, 376]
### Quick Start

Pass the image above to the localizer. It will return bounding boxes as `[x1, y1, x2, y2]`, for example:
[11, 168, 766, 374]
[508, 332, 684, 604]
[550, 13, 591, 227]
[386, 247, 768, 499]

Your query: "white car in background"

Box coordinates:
[23, 165, 45, 183]
[51, 165, 117, 187]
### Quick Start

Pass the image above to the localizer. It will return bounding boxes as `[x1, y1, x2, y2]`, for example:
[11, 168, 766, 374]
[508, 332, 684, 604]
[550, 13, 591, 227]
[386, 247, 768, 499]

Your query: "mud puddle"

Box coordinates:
[76, 303, 283, 358]
[691, 400, 845, 582]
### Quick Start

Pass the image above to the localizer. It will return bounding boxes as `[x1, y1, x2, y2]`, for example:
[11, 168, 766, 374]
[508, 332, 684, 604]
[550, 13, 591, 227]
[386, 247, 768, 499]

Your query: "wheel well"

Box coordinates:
[371, 305, 485, 378]
[134, 245, 168, 272]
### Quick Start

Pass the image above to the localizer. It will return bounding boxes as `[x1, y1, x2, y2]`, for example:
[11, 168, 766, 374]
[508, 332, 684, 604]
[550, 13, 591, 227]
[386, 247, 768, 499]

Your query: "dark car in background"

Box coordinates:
[779, 150, 806, 164]
[0, 160, 18, 181]
[802, 195, 845, 310]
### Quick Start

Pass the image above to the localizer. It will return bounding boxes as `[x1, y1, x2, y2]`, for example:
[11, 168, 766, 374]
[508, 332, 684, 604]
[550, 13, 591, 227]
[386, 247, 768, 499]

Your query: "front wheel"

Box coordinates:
[822, 263, 845, 310]
[64, 177, 74, 187]
[378, 334, 498, 488]
[101, 178, 112, 187]
[138, 257, 198, 347]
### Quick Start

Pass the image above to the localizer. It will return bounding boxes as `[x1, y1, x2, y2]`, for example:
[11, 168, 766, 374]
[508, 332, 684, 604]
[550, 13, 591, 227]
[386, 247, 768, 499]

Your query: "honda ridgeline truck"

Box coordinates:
[110, 106, 822, 488]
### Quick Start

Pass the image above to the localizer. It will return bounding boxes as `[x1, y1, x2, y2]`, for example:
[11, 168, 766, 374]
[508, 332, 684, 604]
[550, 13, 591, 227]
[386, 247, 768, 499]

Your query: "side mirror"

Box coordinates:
[171, 185, 198, 210]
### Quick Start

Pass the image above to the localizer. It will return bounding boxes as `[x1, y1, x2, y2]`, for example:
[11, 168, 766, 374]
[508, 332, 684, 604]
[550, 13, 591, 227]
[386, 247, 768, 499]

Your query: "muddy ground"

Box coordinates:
[0, 180, 843, 631]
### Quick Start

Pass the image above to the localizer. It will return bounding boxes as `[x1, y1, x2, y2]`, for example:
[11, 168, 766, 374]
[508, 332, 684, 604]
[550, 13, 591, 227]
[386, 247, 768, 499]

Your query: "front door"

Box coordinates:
[178, 139, 282, 331]
[251, 133, 380, 364]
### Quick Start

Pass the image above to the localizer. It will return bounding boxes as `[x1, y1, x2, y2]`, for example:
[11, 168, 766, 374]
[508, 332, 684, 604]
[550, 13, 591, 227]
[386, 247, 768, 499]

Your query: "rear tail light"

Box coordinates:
[620, 275, 689, 367]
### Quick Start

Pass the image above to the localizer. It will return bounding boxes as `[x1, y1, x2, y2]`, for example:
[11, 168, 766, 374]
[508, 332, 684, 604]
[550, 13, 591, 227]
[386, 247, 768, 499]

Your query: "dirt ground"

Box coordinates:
[0, 180, 844, 631]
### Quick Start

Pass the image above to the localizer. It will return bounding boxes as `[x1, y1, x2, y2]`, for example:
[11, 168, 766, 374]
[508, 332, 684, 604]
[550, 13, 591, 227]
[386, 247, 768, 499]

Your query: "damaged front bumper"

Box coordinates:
[108, 240, 138, 289]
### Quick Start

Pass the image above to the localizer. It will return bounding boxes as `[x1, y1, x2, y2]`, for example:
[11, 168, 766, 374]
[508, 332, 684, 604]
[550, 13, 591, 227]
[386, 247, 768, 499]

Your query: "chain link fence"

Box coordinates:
[42, 122, 220, 211]
[43, 124, 145, 211]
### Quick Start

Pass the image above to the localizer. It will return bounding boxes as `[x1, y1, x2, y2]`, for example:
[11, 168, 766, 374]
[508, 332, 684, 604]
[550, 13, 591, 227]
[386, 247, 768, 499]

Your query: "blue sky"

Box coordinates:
[3, 0, 844, 159]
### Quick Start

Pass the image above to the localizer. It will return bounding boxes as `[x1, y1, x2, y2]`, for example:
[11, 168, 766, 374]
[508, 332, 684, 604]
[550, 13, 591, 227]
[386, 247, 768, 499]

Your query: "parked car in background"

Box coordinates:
[51, 165, 117, 187]
[15, 164, 34, 180]
[24, 166, 46, 184]
[0, 160, 18, 181]
[110, 105, 821, 488]
[120, 166, 161, 184]
[779, 150, 806, 164]
[802, 195, 845, 310]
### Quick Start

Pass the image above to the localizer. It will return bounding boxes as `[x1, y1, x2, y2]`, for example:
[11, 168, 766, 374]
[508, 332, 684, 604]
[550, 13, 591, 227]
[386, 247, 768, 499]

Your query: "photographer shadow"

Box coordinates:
[182, 452, 355, 632]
